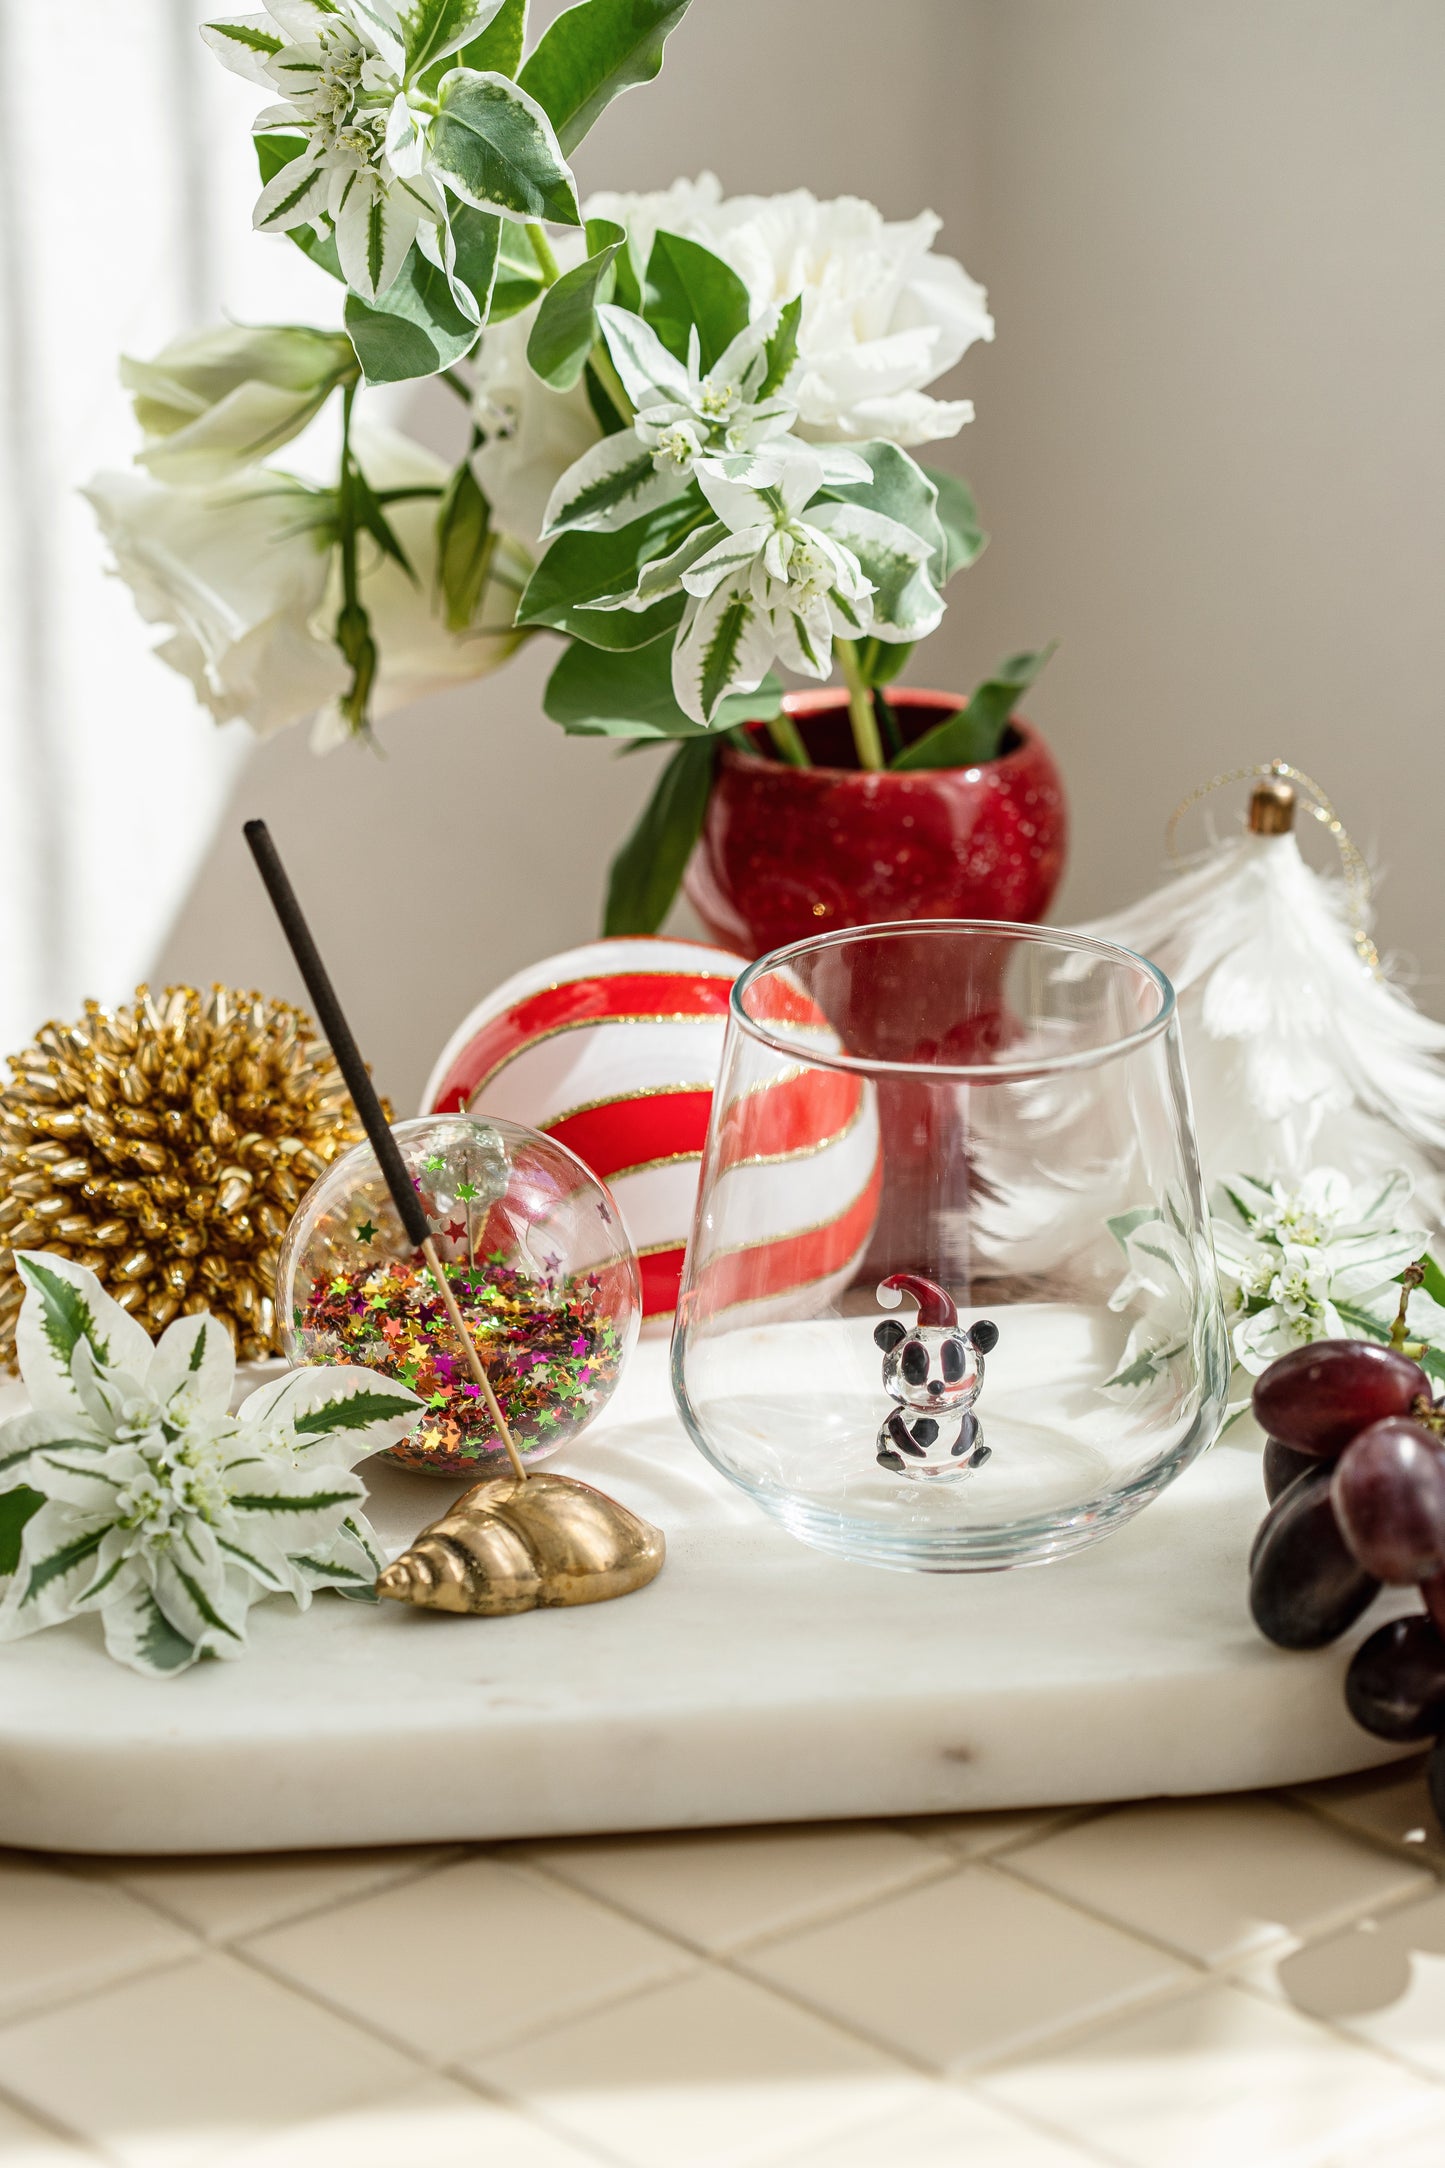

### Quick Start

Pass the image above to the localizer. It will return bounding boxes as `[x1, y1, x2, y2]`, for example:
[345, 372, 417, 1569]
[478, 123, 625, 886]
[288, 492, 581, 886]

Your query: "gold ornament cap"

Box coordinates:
[1248, 776, 1296, 834]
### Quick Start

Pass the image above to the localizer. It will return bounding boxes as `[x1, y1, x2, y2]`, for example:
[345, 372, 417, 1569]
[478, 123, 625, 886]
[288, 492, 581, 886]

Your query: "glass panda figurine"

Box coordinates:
[873, 1273, 999, 1482]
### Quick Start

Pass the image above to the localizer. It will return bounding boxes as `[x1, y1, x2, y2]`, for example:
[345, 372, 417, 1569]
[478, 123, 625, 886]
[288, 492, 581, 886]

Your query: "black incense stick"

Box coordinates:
[244, 819, 431, 1251]
[243, 819, 527, 1480]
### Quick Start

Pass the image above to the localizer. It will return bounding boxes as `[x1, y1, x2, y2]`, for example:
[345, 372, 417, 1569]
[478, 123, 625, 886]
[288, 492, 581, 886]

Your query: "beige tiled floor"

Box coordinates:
[3, 1763, 1445, 2167]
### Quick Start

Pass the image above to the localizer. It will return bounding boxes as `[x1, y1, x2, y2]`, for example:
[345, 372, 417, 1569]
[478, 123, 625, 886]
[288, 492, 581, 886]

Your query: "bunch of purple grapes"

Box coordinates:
[1250, 1338, 1445, 1822]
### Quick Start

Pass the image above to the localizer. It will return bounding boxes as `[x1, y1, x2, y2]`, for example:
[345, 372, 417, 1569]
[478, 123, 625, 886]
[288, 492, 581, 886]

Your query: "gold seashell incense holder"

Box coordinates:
[376, 1471, 665, 1616]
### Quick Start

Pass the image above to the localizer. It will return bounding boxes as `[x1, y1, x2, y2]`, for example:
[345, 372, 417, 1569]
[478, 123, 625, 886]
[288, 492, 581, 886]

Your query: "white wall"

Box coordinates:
[152, 0, 1445, 1110]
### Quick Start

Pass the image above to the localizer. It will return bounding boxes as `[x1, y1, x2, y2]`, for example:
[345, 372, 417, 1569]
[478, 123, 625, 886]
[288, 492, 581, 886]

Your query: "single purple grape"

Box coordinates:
[1333, 1420, 1445, 1584]
[1264, 1436, 1316, 1503]
[1253, 1342, 1430, 1459]
[1345, 1616, 1445, 1740]
[1249, 1466, 1380, 1648]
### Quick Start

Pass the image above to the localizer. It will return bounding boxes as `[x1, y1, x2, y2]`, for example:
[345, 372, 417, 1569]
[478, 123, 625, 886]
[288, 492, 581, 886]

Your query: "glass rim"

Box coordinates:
[729, 918, 1176, 1082]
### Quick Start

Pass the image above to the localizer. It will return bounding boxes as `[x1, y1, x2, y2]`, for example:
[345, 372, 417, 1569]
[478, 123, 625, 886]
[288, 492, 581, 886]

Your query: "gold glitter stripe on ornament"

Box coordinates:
[1167, 760, 1381, 978]
[715, 1092, 868, 1175]
[538, 1081, 717, 1128]
[606, 1150, 704, 1180]
[464, 1014, 728, 1102]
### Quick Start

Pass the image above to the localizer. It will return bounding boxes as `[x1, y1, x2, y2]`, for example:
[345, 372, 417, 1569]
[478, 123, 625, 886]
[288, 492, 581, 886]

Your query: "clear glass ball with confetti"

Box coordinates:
[278, 1115, 641, 1476]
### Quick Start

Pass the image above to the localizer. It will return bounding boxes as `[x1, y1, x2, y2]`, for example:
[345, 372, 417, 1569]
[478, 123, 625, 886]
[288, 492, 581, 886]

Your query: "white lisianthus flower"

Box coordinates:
[84, 464, 346, 736]
[122, 323, 357, 485]
[1211, 1168, 1433, 1374]
[85, 424, 528, 745]
[0, 1251, 420, 1677]
[310, 424, 530, 751]
[585, 172, 993, 446]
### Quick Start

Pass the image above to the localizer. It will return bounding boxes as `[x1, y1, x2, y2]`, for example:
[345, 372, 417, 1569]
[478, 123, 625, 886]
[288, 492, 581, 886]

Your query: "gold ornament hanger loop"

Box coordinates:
[1166, 759, 1380, 978]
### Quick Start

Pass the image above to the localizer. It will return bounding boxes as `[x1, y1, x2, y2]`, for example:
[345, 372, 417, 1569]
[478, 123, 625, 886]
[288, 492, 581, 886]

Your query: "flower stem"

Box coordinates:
[837, 640, 884, 772]
[588, 341, 635, 425]
[334, 379, 377, 741]
[766, 713, 810, 767]
[439, 367, 473, 405]
[526, 221, 562, 285]
[1392, 1261, 1427, 1350]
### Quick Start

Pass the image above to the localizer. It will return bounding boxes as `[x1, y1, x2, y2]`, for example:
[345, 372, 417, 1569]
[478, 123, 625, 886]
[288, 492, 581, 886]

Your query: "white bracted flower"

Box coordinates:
[204, 2, 576, 311]
[1211, 1168, 1436, 1374]
[581, 437, 945, 726]
[0, 1252, 422, 1676]
[539, 305, 798, 539]
[584, 172, 993, 446]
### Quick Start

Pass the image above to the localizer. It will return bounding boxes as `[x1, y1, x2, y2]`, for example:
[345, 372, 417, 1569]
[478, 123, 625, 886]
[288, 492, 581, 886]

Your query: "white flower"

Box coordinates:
[471, 238, 600, 551]
[85, 423, 528, 744]
[584, 172, 992, 446]
[204, 2, 575, 312]
[84, 464, 346, 737]
[122, 323, 357, 485]
[575, 438, 945, 724]
[310, 422, 530, 750]
[0, 1252, 420, 1676]
[540, 306, 797, 538]
[1212, 1167, 1430, 1374]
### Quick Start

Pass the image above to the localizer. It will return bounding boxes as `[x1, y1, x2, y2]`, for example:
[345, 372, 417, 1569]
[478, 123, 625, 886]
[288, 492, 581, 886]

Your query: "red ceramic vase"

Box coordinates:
[683, 688, 1068, 959]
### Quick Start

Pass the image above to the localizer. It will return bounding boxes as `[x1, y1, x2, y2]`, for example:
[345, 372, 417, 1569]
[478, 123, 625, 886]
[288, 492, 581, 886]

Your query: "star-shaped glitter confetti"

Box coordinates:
[456, 1180, 479, 1201]
[445, 1219, 467, 1244]
[354, 1220, 377, 1244]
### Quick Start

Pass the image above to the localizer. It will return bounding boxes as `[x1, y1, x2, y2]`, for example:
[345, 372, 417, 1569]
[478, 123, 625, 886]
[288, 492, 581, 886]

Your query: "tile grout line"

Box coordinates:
[512, 1833, 963, 1960]
[43, 1840, 474, 1946]
[0, 1947, 205, 2042]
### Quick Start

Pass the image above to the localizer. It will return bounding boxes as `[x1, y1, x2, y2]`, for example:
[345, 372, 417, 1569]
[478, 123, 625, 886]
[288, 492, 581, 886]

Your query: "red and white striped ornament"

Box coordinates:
[422, 939, 746, 1318]
[684, 975, 882, 1329]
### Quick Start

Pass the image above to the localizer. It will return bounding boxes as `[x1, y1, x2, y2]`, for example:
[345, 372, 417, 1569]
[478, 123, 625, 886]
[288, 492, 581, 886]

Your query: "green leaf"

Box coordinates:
[545, 636, 781, 737]
[517, 0, 693, 156]
[204, 18, 283, 60]
[758, 293, 801, 399]
[449, 200, 504, 318]
[527, 219, 624, 389]
[291, 1390, 422, 1437]
[584, 357, 629, 433]
[436, 459, 493, 630]
[254, 134, 344, 280]
[447, 0, 527, 76]
[344, 247, 480, 384]
[25, 1524, 108, 1604]
[0, 1487, 42, 1577]
[604, 738, 716, 934]
[488, 220, 547, 319]
[400, 0, 492, 77]
[821, 442, 945, 578]
[17, 1256, 113, 1375]
[431, 71, 581, 225]
[1420, 1252, 1445, 1312]
[891, 644, 1057, 771]
[920, 464, 987, 582]
[228, 1487, 360, 1514]
[519, 494, 706, 646]
[351, 467, 417, 577]
[643, 229, 751, 371]
[133, 1592, 198, 1674]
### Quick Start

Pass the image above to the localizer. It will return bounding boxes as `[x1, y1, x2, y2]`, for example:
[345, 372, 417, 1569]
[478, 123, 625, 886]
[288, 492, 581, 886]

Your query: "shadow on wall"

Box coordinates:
[151, 641, 666, 1112]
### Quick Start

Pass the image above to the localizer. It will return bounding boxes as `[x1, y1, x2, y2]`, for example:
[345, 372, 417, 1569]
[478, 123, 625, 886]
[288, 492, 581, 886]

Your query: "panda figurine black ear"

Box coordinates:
[969, 1320, 999, 1354]
[873, 1318, 907, 1352]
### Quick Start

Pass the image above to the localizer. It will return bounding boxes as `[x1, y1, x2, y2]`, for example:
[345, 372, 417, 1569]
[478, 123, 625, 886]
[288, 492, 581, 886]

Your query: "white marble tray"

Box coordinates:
[0, 1343, 1408, 1856]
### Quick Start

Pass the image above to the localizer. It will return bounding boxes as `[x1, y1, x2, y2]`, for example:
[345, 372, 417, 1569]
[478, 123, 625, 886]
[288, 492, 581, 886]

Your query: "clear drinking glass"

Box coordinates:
[671, 921, 1228, 1570]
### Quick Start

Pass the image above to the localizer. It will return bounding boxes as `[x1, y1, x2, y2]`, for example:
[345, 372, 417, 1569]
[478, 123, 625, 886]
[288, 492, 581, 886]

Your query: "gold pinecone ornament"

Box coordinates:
[0, 986, 370, 1369]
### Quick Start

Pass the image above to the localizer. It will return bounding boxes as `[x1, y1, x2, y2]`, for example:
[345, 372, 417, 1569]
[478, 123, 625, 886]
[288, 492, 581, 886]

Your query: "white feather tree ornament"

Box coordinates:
[1078, 764, 1445, 1209]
